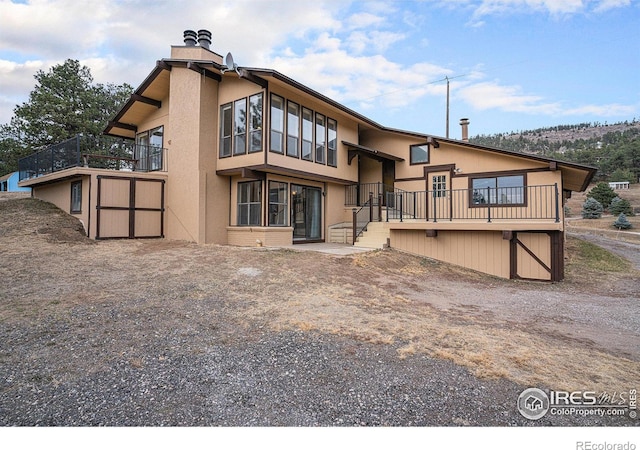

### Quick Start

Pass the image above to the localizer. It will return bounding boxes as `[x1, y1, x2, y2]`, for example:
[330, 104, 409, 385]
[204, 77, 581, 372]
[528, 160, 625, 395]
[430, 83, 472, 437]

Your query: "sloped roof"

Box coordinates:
[103, 57, 597, 192]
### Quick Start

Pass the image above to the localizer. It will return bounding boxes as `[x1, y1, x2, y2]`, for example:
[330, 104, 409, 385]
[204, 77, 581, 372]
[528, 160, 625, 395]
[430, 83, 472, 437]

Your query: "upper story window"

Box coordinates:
[301, 107, 313, 161]
[471, 174, 525, 205]
[315, 113, 326, 164]
[287, 101, 300, 158]
[234, 99, 247, 155]
[220, 93, 263, 158]
[410, 144, 429, 165]
[249, 93, 263, 153]
[136, 125, 164, 171]
[269, 94, 337, 167]
[270, 94, 285, 154]
[327, 118, 337, 167]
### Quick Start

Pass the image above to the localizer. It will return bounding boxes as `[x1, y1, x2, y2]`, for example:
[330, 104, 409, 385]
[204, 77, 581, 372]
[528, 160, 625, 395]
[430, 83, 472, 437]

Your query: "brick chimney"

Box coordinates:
[460, 118, 470, 142]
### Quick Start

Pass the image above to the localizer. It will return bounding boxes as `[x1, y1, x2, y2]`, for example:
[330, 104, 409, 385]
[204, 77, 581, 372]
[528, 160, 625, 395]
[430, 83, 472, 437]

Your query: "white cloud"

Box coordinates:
[458, 80, 637, 118]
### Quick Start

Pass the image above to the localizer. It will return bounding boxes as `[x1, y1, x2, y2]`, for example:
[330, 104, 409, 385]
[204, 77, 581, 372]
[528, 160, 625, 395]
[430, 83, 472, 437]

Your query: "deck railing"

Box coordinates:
[18, 135, 167, 181]
[351, 192, 383, 244]
[385, 184, 560, 222]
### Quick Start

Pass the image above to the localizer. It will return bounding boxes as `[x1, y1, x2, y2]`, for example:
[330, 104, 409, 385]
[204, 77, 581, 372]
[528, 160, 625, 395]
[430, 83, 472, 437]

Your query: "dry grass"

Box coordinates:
[1, 198, 639, 395]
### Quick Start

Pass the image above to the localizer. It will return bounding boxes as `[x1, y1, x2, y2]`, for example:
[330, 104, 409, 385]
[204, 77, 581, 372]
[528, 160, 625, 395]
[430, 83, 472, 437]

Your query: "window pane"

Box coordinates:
[270, 95, 284, 153]
[287, 102, 300, 157]
[150, 126, 163, 147]
[497, 175, 524, 204]
[237, 181, 262, 226]
[220, 104, 232, 157]
[410, 144, 429, 164]
[269, 181, 288, 226]
[71, 181, 82, 213]
[315, 113, 325, 164]
[249, 94, 263, 153]
[327, 118, 337, 167]
[302, 108, 313, 161]
[234, 99, 247, 155]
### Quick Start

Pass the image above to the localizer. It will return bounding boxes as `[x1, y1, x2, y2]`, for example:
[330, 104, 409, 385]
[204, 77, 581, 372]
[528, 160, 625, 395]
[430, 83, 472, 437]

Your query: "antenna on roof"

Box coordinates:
[222, 52, 240, 74]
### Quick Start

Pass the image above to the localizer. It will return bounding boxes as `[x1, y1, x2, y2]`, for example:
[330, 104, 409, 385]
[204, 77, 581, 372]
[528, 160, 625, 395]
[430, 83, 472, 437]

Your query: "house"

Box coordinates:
[18, 29, 596, 281]
[0, 171, 31, 192]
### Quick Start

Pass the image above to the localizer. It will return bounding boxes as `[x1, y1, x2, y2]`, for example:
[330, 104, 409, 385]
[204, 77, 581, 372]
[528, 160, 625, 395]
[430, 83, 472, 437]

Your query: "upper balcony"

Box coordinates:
[18, 135, 167, 182]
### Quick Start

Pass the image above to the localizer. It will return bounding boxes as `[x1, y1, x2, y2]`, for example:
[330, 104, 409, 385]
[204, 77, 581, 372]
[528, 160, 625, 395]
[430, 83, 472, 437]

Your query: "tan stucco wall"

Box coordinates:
[227, 226, 293, 247]
[33, 176, 90, 235]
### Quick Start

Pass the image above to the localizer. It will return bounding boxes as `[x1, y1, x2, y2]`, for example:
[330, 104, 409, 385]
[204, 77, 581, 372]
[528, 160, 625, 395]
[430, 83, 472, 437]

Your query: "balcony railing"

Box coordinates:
[18, 135, 167, 181]
[385, 184, 560, 223]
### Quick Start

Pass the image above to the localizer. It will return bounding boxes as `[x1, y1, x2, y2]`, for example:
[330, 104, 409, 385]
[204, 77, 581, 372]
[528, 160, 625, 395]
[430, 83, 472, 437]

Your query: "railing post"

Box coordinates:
[352, 208, 357, 245]
[487, 187, 492, 223]
[413, 193, 417, 219]
[76, 135, 81, 167]
[432, 190, 437, 223]
[369, 192, 374, 223]
[399, 194, 403, 223]
[386, 192, 389, 222]
[378, 193, 382, 221]
[554, 183, 560, 223]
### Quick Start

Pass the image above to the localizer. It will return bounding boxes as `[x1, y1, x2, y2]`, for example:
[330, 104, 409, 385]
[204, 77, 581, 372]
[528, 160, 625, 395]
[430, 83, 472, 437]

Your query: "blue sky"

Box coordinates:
[0, 0, 638, 139]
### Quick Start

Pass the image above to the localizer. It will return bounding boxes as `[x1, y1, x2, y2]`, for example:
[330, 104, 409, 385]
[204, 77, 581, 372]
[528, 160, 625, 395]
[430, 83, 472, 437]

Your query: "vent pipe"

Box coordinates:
[183, 30, 197, 46]
[197, 29, 212, 49]
[460, 118, 470, 142]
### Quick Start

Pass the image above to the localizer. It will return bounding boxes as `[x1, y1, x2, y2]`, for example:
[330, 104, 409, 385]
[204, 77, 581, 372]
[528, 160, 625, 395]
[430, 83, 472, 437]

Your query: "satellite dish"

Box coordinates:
[225, 52, 235, 69]
[223, 52, 239, 73]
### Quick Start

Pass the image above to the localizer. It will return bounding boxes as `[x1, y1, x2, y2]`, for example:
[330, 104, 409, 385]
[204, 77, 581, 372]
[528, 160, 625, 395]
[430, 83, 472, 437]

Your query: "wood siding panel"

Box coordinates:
[391, 230, 509, 279]
[516, 232, 552, 281]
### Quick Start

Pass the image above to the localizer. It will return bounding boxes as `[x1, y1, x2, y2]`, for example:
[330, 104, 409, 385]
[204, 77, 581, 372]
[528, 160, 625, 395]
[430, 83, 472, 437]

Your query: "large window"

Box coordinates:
[220, 94, 263, 157]
[269, 95, 338, 166]
[270, 94, 285, 153]
[315, 113, 326, 164]
[410, 144, 429, 164]
[237, 181, 262, 226]
[471, 174, 525, 205]
[269, 181, 288, 226]
[301, 107, 313, 161]
[234, 99, 247, 155]
[70, 180, 82, 214]
[249, 93, 263, 153]
[286, 102, 300, 158]
[327, 118, 337, 167]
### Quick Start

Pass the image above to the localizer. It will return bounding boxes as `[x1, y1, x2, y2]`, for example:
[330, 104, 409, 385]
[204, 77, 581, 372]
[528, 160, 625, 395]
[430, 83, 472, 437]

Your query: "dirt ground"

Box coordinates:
[1, 196, 638, 404]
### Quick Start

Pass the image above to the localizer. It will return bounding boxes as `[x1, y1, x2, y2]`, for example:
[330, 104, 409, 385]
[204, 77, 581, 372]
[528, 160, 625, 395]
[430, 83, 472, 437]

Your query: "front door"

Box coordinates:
[382, 160, 395, 206]
[291, 184, 322, 241]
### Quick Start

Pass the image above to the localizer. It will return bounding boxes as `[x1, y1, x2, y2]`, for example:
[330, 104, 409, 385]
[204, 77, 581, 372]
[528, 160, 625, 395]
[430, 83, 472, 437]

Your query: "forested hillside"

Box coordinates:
[470, 120, 640, 182]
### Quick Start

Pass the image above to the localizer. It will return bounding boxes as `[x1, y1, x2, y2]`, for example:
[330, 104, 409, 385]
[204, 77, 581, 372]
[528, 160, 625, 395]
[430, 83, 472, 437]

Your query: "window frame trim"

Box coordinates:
[410, 143, 430, 165]
[467, 171, 528, 208]
[70, 180, 82, 214]
[237, 180, 263, 226]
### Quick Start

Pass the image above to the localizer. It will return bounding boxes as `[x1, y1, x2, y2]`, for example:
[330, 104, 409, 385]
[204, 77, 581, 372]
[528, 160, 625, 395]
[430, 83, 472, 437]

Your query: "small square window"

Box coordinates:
[410, 144, 429, 164]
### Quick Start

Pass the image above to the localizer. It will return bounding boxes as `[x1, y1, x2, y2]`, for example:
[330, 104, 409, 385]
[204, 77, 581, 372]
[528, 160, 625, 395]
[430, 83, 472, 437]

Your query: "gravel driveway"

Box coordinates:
[0, 198, 638, 426]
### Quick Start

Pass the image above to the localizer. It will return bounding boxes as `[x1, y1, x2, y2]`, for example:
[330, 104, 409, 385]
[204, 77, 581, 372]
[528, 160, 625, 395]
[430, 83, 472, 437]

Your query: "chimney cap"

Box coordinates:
[183, 30, 197, 46]
[197, 29, 212, 49]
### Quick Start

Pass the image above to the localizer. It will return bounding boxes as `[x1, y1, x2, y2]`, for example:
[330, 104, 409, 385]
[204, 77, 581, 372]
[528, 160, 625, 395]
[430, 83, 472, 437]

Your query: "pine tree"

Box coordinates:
[586, 182, 617, 209]
[609, 196, 634, 216]
[582, 198, 604, 219]
[613, 213, 632, 229]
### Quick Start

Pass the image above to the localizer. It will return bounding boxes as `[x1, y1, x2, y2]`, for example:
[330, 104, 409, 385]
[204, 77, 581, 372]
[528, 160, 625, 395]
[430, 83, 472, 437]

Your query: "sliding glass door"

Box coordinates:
[291, 184, 322, 241]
